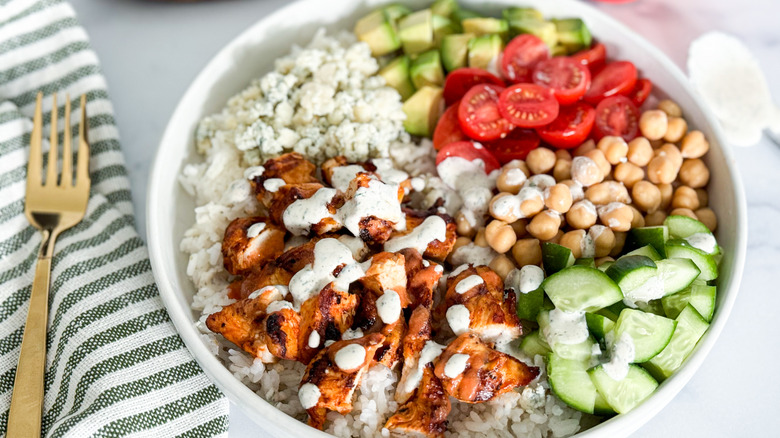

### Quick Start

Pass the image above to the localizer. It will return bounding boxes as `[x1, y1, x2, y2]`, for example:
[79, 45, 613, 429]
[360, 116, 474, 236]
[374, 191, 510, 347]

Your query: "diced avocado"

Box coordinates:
[509, 19, 558, 48]
[553, 18, 592, 54]
[502, 7, 544, 23]
[453, 8, 482, 23]
[379, 55, 416, 101]
[381, 4, 413, 23]
[398, 9, 435, 55]
[433, 14, 461, 45]
[467, 34, 503, 71]
[402, 86, 444, 137]
[355, 10, 402, 56]
[431, 0, 459, 18]
[551, 44, 568, 57]
[410, 50, 445, 89]
[462, 17, 509, 40]
[440, 33, 474, 72]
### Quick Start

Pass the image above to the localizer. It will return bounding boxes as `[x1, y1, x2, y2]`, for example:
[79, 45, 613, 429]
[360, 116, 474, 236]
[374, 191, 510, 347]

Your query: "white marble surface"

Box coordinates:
[67, 0, 780, 436]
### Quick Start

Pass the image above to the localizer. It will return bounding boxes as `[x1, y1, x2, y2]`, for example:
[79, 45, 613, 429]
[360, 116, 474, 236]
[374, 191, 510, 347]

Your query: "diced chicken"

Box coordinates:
[221, 217, 286, 275]
[396, 306, 433, 404]
[320, 156, 376, 189]
[399, 248, 442, 310]
[433, 333, 539, 403]
[391, 210, 458, 262]
[361, 252, 410, 305]
[298, 283, 359, 364]
[302, 334, 386, 430]
[251, 152, 319, 205]
[385, 365, 450, 438]
[262, 307, 300, 361]
[343, 172, 405, 244]
[267, 182, 323, 221]
[228, 261, 293, 300]
[373, 317, 406, 370]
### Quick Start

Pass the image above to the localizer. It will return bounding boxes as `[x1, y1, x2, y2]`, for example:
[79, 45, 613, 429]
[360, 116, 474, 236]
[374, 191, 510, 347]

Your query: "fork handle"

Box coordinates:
[7, 250, 52, 438]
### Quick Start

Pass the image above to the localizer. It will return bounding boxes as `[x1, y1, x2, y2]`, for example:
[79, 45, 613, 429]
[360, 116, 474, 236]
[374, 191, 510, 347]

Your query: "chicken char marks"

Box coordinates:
[221, 217, 285, 276]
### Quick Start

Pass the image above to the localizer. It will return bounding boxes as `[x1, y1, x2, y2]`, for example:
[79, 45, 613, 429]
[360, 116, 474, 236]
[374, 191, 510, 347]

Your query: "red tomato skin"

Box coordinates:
[501, 34, 550, 83]
[458, 84, 512, 142]
[584, 61, 638, 105]
[485, 129, 541, 163]
[537, 102, 596, 149]
[498, 83, 560, 128]
[571, 42, 607, 72]
[433, 102, 468, 150]
[628, 78, 653, 107]
[443, 68, 505, 106]
[435, 141, 501, 174]
[532, 57, 591, 105]
[592, 95, 640, 142]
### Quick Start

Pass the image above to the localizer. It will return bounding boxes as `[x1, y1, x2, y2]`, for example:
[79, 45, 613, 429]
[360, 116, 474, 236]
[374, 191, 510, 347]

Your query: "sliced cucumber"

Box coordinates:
[575, 257, 596, 268]
[538, 309, 596, 362]
[664, 215, 711, 239]
[520, 330, 551, 358]
[548, 353, 599, 414]
[586, 313, 615, 341]
[542, 242, 576, 275]
[595, 307, 620, 322]
[644, 305, 709, 381]
[516, 287, 544, 321]
[542, 265, 623, 313]
[597, 260, 613, 272]
[623, 244, 662, 262]
[661, 284, 717, 321]
[613, 308, 676, 362]
[594, 391, 616, 416]
[589, 364, 658, 414]
[606, 255, 657, 295]
[635, 299, 666, 317]
[656, 258, 700, 296]
[665, 240, 718, 281]
[628, 226, 669, 258]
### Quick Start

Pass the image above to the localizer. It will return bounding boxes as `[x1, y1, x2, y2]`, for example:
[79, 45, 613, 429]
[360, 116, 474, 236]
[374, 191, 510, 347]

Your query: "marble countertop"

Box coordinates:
[68, 0, 780, 436]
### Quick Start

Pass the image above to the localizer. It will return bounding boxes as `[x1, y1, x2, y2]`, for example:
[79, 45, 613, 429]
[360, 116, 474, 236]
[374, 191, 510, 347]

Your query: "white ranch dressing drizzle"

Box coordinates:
[436, 156, 498, 228]
[338, 179, 406, 237]
[602, 332, 636, 381]
[283, 187, 340, 236]
[384, 215, 447, 254]
[518, 265, 544, 293]
[330, 165, 365, 192]
[299, 383, 321, 409]
[444, 353, 470, 378]
[372, 158, 410, 185]
[455, 275, 484, 294]
[247, 285, 286, 301]
[403, 341, 445, 394]
[342, 328, 363, 340]
[288, 238, 362, 308]
[263, 178, 286, 193]
[337, 235, 369, 261]
[446, 304, 471, 335]
[571, 156, 601, 187]
[544, 309, 589, 346]
[243, 165, 265, 180]
[583, 225, 606, 258]
[334, 343, 367, 371]
[246, 222, 267, 239]
[504, 167, 527, 186]
[265, 300, 293, 314]
[308, 331, 321, 349]
[525, 174, 556, 192]
[450, 264, 470, 278]
[376, 290, 402, 324]
[685, 232, 717, 254]
[449, 243, 497, 267]
[622, 276, 665, 308]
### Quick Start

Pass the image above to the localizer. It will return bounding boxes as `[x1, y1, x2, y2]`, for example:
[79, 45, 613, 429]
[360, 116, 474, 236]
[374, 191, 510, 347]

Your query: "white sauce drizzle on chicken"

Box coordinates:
[402, 340, 445, 395]
[334, 344, 367, 371]
[288, 238, 362, 307]
[283, 187, 340, 235]
[246, 222, 267, 239]
[376, 289, 402, 324]
[338, 178, 406, 236]
[455, 274, 484, 294]
[446, 304, 470, 335]
[299, 383, 321, 409]
[263, 178, 286, 193]
[384, 215, 447, 254]
[443, 353, 470, 378]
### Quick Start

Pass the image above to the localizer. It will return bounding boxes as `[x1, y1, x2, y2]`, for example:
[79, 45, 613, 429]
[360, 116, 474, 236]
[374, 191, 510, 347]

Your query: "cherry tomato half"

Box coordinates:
[443, 68, 505, 106]
[532, 57, 591, 105]
[571, 42, 607, 73]
[435, 141, 501, 174]
[458, 84, 512, 141]
[497, 83, 559, 128]
[536, 102, 596, 149]
[592, 95, 640, 141]
[501, 34, 550, 83]
[627, 78, 653, 107]
[433, 102, 468, 150]
[584, 61, 637, 104]
[484, 129, 541, 163]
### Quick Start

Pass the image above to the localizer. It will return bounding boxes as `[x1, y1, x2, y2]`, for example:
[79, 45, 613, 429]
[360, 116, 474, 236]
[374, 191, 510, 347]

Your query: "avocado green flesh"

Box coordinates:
[467, 34, 503, 70]
[379, 55, 416, 101]
[354, 10, 402, 56]
[441, 33, 474, 72]
[410, 50, 445, 89]
[399, 9, 435, 55]
[462, 17, 509, 40]
[402, 86, 444, 137]
[553, 18, 592, 54]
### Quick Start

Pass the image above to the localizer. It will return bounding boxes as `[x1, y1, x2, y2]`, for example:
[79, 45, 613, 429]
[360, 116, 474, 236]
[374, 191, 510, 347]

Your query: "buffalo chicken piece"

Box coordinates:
[321, 156, 376, 190]
[227, 261, 293, 300]
[297, 283, 360, 364]
[399, 248, 442, 310]
[221, 217, 286, 275]
[396, 306, 434, 404]
[341, 172, 406, 244]
[434, 333, 539, 403]
[385, 365, 450, 438]
[386, 210, 458, 263]
[373, 317, 406, 370]
[251, 152, 319, 206]
[267, 183, 346, 236]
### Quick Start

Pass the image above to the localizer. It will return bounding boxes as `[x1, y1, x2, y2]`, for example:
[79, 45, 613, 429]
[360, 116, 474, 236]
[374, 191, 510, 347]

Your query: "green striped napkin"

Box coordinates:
[0, 0, 229, 436]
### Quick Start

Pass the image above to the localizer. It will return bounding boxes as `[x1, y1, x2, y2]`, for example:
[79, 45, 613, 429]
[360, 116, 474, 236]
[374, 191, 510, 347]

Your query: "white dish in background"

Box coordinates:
[146, 0, 747, 436]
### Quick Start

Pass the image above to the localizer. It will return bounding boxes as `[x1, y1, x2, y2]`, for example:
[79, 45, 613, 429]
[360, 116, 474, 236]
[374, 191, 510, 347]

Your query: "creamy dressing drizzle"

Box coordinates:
[283, 187, 339, 235]
[384, 215, 447, 254]
[339, 178, 406, 236]
[504, 167, 527, 186]
[308, 331, 321, 349]
[244, 166, 265, 180]
[265, 300, 293, 313]
[571, 156, 600, 187]
[334, 343, 367, 371]
[622, 275, 665, 308]
[373, 158, 410, 185]
[247, 285, 286, 301]
[544, 309, 589, 346]
[337, 235, 369, 260]
[246, 222, 267, 239]
[444, 353, 470, 378]
[602, 332, 636, 381]
[446, 304, 471, 335]
[685, 233, 717, 254]
[288, 238, 362, 308]
[436, 156, 498, 228]
[449, 243, 497, 267]
[518, 265, 544, 293]
[299, 383, 321, 409]
[376, 290, 402, 324]
[403, 341, 445, 394]
[342, 328, 364, 340]
[455, 275, 484, 294]
[263, 178, 286, 192]
[330, 165, 365, 192]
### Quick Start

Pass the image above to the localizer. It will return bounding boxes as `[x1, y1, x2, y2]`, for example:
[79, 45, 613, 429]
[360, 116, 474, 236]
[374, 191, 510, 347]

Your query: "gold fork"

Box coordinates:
[7, 93, 90, 438]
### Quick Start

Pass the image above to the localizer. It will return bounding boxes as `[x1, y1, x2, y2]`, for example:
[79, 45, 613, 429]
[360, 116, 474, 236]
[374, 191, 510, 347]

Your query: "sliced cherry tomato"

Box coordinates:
[484, 129, 541, 163]
[592, 95, 640, 141]
[443, 68, 505, 106]
[501, 34, 550, 83]
[458, 84, 512, 141]
[435, 141, 501, 174]
[584, 61, 637, 104]
[532, 57, 591, 105]
[627, 78, 653, 107]
[571, 42, 607, 72]
[433, 102, 468, 150]
[497, 83, 559, 128]
[536, 102, 596, 149]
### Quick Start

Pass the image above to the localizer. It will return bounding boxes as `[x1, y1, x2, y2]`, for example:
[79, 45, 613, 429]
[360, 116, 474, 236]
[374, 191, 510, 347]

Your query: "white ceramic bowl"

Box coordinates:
[147, 0, 747, 436]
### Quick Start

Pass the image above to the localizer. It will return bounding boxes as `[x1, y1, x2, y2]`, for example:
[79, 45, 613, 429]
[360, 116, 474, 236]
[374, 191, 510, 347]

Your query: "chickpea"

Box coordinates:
[639, 110, 668, 140]
[526, 147, 557, 175]
[658, 183, 674, 210]
[672, 186, 700, 211]
[597, 136, 629, 165]
[590, 225, 616, 258]
[566, 200, 598, 229]
[664, 116, 688, 143]
[561, 179, 585, 202]
[573, 139, 596, 157]
[545, 183, 573, 213]
[627, 137, 654, 166]
[474, 227, 489, 247]
[571, 156, 604, 187]
[680, 130, 710, 159]
[504, 159, 532, 177]
[496, 166, 528, 194]
[658, 99, 682, 117]
[610, 231, 628, 257]
[613, 162, 644, 188]
[695, 188, 709, 208]
[655, 143, 683, 168]
[584, 149, 612, 178]
[585, 181, 631, 205]
[644, 210, 667, 226]
[543, 229, 564, 245]
[526, 210, 562, 241]
[510, 219, 528, 238]
[553, 158, 572, 181]
[679, 158, 710, 188]
[631, 181, 662, 213]
[670, 208, 698, 220]
[595, 256, 615, 267]
[485, 220, 517, 254]
[555, 149, 572, 162]
[598, 202, 633, 232]
[560, 230, 586, 259]
[512, 238, 542, 267]
[695, 207, 718, 231]
[647, 155, 678, 184]
[489, 254, 516, 279]
[456, 211, 476, 237]
[629, 205, 646, 228]
[490, 193, 520, 222]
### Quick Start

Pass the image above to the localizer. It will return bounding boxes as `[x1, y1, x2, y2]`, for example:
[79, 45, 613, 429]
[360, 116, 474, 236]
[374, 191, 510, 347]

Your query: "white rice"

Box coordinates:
[180, 30, 589, 438]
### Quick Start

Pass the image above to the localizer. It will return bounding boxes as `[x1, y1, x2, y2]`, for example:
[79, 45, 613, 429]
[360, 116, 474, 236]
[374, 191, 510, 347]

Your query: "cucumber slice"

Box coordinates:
[644, 305, 709, 381]
[379, 55, 415, 101]
[586, 313, 615, 341]
[613, 309, 677, 362]
[597, 260, 613, 272]
[595, 307, 620, 322]
[589, 365, 658, 414]
[606, 255, 658, 295]
[665, 240, 718, 281]
[542, 242, 576, 275]
[440, 33, 474, 72]
[410, 50, 445, 89]
[575, 258, 596, 268]
[635, 299, 666, 317]
[661, 284, 717, 321]
[664, 215, 711, 239]
[538, 309, 596, 362]
[622, 244, 662, 261]
[628, 226, 669, 258]
[656, 258, 700, 296]
[355, 10, 402, 56]
[542, 266, 623, 313]
[516, 287, 545, 321]
[402, 86, 444, 137]
[548, 353, 599, 414]
[520, 330, 551, 358]
[467, 34, 503, 70]
[398, 9, 435, 55]
[594, 391, 617, 416]
[462, 17, 509, 39]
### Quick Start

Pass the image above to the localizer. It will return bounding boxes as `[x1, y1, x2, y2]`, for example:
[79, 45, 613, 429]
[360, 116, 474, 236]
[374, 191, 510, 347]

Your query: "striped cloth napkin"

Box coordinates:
[0, 0, 229, 436]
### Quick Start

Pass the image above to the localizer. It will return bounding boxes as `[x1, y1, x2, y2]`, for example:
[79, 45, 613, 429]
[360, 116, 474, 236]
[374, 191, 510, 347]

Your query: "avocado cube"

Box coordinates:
[433, 14, 462, 45]
[440, 33, 474, 72]
[467, 34, 503, 71]
[402, 86, 444, 137]
[553, 18, 592, 54]
[382, 3, 412, 23]
[509, 19, 558, 48]
[502, 7, 544, 23]
[354, 9, 401, 56]
[379, 55, 416, 101]
[453, 8, 482, 23]
[398, 9, 435, 55]
[462, 17, 509, 40]
[410, 50, 445, 89]
[431, 0, 459, 18]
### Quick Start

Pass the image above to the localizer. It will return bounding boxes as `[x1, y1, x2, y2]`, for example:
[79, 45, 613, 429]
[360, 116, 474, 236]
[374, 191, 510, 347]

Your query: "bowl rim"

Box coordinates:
[146, 0, 747, 436]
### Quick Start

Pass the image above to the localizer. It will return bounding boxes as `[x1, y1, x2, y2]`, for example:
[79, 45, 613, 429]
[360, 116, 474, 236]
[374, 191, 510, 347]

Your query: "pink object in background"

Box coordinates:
[592, 0, 638, 3]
